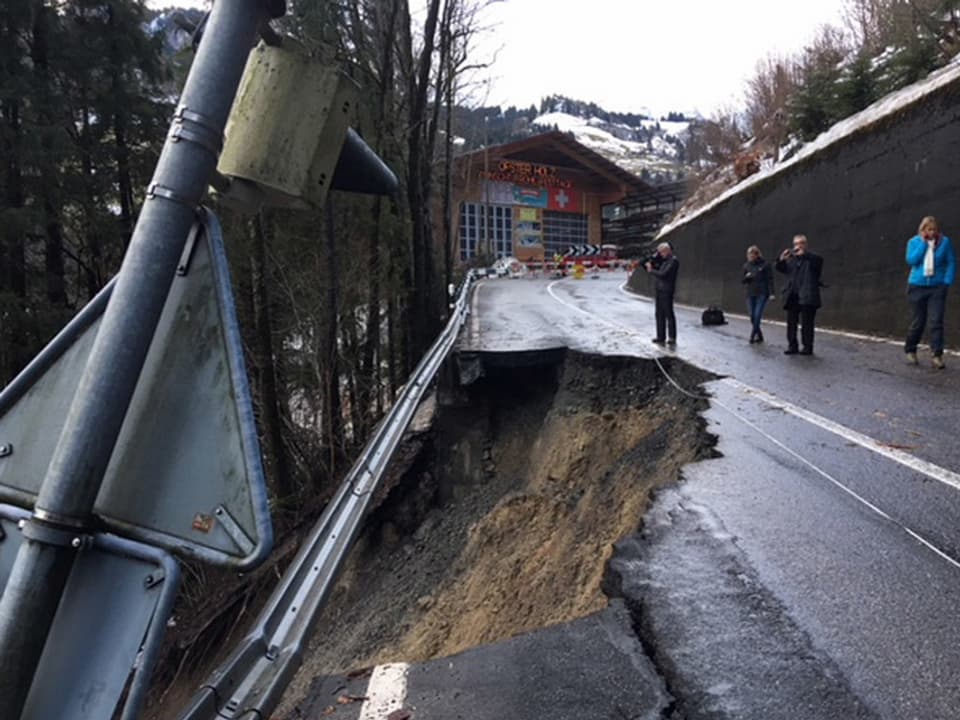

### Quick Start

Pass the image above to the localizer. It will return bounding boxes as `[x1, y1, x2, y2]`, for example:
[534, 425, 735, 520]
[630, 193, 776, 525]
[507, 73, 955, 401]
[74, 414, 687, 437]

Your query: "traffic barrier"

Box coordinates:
[511, 258, 632, 277]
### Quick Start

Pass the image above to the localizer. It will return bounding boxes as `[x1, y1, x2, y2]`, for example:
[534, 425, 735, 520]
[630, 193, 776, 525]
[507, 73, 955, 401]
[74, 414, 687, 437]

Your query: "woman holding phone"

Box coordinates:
[741, 245, 774, 344]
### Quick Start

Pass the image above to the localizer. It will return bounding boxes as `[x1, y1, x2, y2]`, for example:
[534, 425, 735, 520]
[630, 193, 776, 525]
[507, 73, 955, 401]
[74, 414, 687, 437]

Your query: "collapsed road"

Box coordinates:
[274, 274, 960, 720]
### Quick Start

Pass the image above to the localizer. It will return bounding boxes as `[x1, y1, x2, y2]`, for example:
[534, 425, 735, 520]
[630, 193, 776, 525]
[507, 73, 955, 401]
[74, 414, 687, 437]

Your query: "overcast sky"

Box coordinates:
[470, 0, 849, 117]
[149, 0, 850, 118]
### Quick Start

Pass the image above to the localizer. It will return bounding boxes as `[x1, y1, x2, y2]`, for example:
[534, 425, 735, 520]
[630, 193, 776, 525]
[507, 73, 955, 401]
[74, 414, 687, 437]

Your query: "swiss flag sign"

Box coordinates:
[547, 187, 582, 213]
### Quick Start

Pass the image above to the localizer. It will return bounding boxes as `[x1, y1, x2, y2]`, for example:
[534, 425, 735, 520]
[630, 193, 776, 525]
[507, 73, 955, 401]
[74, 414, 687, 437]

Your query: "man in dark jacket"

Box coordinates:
[775, 234, 824, 355]
[646, 242, 679, 346]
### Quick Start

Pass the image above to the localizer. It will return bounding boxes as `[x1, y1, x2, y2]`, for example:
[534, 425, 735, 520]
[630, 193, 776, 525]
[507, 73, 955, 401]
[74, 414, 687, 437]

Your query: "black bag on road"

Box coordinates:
[701, 305, 726, 326]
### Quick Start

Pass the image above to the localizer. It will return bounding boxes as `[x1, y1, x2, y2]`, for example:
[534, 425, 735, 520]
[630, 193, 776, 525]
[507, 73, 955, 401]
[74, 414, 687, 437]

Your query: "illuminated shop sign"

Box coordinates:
[480, 160, 573, 189]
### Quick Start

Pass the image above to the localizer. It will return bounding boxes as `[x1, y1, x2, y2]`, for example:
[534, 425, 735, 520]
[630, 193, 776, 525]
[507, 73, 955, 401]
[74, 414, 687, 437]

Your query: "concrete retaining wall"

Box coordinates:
[628, 66, 960, 346]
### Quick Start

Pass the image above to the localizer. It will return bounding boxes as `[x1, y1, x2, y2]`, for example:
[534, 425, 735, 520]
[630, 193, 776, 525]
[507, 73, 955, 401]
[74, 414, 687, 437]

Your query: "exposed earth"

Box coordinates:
[276, 350, 718, 718]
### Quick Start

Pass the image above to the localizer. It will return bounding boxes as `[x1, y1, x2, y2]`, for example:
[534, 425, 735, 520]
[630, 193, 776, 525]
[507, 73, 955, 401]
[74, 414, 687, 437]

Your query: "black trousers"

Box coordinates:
[785, 302, 817, 351]
[655, 290, 676, 341]
[905, 284, 948, 355]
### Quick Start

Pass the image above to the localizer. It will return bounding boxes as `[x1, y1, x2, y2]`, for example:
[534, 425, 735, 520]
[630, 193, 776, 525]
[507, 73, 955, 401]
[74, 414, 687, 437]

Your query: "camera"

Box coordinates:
[645, 252, 664, 269]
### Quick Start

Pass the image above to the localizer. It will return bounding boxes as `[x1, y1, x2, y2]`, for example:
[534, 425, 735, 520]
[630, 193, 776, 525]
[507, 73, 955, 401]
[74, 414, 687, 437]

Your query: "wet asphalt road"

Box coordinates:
[297, 275, 960, 720]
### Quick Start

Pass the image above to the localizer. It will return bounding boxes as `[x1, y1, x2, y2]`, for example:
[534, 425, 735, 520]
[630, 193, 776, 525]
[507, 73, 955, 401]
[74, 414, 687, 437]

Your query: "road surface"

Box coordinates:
[294, 274, 960, 720]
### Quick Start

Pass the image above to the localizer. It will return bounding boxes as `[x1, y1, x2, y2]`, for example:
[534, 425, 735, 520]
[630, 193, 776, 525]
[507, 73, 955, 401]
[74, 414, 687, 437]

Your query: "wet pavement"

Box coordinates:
[297, 275, 960, 720]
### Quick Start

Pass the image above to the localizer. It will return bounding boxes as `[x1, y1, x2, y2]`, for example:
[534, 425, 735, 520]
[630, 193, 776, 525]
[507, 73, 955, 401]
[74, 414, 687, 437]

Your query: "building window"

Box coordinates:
[459, 202, 512, 261]
[542, 210, 588, 257]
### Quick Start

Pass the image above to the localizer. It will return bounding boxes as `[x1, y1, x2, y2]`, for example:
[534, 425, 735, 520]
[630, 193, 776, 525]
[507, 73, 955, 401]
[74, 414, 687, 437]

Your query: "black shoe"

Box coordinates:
[756, 331, 764, 343]
[666, 338, 676, 346]
[784, 348, 799, 355]
[651, 338, 666, 345]
[749, 337, 756, 344]
[799, 348, 813, 355]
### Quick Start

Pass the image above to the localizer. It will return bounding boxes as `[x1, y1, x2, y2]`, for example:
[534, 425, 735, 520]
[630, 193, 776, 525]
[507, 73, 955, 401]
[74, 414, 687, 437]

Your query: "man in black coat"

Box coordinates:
[775, 234, 824, 355]
[645, 242, 679, 346]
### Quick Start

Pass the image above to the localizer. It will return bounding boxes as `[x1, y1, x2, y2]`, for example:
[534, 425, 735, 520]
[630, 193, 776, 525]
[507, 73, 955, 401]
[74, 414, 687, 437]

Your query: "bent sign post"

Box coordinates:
[0, 3, 274, 718]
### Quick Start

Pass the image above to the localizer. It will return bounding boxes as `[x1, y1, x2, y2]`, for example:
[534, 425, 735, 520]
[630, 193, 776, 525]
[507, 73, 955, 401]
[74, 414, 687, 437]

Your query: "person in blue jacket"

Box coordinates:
[904, 215, 955, 369]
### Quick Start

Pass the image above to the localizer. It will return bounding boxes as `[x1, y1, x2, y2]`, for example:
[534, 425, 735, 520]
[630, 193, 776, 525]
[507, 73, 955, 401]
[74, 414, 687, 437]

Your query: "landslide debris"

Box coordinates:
[277, 350, 717, 717]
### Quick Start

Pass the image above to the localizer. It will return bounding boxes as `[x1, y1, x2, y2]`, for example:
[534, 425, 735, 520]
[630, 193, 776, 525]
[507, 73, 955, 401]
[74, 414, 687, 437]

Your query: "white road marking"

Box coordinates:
[721, 378, 960, 493]
[547, 278, 960, 565]
[547, 279, 649, 338]
[358, 663, 410, 720]
[550, 278, 960, 493]
[546, 277, 960, 568]
[710, 393, 960, 570]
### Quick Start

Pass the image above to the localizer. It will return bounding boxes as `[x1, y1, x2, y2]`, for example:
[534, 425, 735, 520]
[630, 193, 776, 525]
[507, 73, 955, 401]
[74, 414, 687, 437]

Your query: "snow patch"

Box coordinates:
[533, 111, 685, 179]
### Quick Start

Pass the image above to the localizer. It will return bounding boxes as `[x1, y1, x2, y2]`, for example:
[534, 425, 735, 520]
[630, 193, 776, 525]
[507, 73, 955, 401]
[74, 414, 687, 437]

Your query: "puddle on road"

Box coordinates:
[278, 350, 718, 716]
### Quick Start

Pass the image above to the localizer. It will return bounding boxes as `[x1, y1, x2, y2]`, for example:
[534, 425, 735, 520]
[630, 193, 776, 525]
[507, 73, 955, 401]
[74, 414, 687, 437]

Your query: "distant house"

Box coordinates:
[449, 131, 651, 264]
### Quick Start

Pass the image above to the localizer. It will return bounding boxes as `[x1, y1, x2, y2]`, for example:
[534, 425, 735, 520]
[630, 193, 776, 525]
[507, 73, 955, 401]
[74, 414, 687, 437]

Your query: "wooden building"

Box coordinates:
[451, 131, 650, 264]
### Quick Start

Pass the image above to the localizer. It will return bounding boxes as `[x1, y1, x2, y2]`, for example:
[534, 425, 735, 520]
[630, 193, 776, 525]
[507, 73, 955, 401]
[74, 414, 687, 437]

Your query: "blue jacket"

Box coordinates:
[906, 234, 955, 287]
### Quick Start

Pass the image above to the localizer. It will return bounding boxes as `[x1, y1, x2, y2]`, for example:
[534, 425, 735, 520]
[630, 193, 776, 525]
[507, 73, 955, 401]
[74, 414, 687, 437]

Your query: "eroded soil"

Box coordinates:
[277, 350, 717, 718]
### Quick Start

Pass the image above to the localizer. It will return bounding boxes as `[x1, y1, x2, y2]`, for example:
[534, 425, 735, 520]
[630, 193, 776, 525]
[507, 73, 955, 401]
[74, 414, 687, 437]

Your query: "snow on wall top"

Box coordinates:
[658, 57, 960, 238]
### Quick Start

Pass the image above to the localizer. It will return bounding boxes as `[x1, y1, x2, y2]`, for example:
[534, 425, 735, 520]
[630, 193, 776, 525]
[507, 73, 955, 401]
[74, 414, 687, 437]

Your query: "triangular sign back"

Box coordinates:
[0, 209, 272, 569]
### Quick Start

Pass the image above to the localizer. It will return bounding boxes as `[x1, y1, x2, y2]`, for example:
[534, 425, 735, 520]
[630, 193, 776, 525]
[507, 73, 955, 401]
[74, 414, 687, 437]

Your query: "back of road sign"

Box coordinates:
[0, 504, 180, 720]
[0, 209, 272, 569]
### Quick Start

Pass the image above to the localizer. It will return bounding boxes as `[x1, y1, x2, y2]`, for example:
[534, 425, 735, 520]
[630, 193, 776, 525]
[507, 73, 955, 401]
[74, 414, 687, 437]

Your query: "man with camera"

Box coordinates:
[645, 242, 679, 346]
[776, 234, 824, 355]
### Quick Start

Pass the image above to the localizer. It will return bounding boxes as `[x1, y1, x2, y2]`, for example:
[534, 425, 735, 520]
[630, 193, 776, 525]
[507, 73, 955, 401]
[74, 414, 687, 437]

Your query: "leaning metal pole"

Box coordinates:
[0, 3, 270, 716]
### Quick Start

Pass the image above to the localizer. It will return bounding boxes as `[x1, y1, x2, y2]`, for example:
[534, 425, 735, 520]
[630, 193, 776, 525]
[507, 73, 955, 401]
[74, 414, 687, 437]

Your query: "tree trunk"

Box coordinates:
[322, 198, 344, 473]
[341, 313, 364, 445]
[0, 94, 26, 385]
[251, 211, 294, 500]
[442, 58, 455, 294]
[108, 5, 135, 249]
[80, 104, 104, 299]
[387, 261, 399, 403]
[359, 0, 401, 426]
[360, 197, 382, 427]
[0, 98, 25, 299]
[402, 0, 443, 361]
[114, 111, 135, 250]
[31, 3, 66, 307]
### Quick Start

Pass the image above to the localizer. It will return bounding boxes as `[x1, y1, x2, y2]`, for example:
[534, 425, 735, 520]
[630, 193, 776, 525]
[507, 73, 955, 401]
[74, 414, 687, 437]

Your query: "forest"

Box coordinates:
[0, 0, 492, 521]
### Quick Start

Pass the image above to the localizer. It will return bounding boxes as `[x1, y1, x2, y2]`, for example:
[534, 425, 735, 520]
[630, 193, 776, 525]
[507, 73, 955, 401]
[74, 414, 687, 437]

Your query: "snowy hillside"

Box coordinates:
[147, 8, 204, 56]
[532, 111, 690, 181]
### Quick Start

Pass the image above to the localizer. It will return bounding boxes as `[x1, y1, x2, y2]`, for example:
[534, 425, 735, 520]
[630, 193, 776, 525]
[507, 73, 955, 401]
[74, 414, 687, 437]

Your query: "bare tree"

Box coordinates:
[744, 55, 799, 158]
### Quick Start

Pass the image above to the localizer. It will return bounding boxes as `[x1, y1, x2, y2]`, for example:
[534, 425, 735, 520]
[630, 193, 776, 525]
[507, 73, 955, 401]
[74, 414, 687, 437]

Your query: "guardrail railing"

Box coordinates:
[178, 271, 477, 720]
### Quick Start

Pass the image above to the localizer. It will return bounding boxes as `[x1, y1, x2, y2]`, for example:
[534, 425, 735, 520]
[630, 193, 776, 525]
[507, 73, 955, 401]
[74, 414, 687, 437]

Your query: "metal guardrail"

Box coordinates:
[179, 271, 477, 720]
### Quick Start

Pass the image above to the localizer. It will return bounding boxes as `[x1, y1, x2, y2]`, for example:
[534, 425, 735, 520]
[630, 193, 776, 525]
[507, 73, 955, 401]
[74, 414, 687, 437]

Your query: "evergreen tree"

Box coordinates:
[834, 51, 880, 119]
[0, 0, 172, 385]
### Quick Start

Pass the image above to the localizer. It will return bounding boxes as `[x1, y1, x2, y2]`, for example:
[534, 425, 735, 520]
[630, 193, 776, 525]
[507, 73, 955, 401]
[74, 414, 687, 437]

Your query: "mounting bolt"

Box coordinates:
[0, 444, 12, 458]
[71, 537, 82, 548]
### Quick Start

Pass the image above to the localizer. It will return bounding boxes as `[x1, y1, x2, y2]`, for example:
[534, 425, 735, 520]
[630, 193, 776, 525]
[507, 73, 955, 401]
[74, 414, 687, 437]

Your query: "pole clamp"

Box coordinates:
[20, 517, 93, 550]
[169, 105, 224, 158]
[147, 183, 196, 209]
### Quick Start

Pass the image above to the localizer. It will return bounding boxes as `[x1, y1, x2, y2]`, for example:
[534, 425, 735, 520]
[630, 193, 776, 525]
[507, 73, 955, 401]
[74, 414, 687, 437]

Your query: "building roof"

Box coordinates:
[457, 130, 651, 195]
